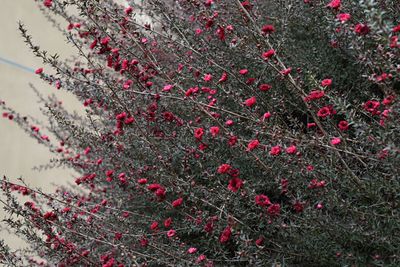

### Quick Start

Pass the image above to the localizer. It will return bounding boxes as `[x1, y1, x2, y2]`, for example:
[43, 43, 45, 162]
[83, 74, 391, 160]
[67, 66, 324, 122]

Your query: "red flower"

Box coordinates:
[124, 6, 133, 15]
[219, 226, 232, 243]
[317, 106, 331, 118]
[147, 183, 161, 191]
[194, 128, 204, 140]
[217, 164, 231, 174]
[354, 23, 370, 35]
[293, 201, 304, 213]
[393, 24, 400, 33]
[321, 78, 332, 87]
[327, 0, 341, 9]
[382, 95, 395, 106]
[155, 188, 166, 198]
[35, 68, 44, 74]
[262, 112, 271, 121]
[43, 0, 53, 7]
[164, 217, 172, 228]
[304, 90, 325, 102]
[244, 96, 256, 107]
[255, 194, 271, 207]
[286, 145, 297, 154]
[280, 68, 292, 76]
[210, 126, 220, 137]
[172, 198, 183, 208]
[218, 72, 228, 83]
[259, 83, 272, 91]
[247, 139, 259, 151]
[216, 26, 226, 41]
[267, 203, 281, 216]
[255, 236, 265, 246]
[228, 136, 238, 146]
[270, 145, 281, 156]
[228, 178, 243, 192]
[364, 100, 380, 114]
[262, 49, 275, 60]
[261, 24, 275, 34]
[138, 178, 147, 184]
[150, 221, 159, 230]
[338, 120, 349, 131]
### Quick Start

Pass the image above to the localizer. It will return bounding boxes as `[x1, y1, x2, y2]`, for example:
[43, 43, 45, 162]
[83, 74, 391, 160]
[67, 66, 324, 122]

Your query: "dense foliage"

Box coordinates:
[1, 0, 399, 266]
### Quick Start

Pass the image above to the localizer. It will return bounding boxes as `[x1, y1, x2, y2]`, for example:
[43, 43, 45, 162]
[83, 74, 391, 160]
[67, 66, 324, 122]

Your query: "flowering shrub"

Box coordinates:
[1, 0, 399, 266]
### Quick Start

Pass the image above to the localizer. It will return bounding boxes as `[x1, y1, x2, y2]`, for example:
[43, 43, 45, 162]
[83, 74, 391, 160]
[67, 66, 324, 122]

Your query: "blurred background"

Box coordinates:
[0, 0, 81, 249]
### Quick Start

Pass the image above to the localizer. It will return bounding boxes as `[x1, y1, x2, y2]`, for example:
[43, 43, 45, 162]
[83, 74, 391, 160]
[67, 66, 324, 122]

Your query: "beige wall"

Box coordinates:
[0, 0, 79, 249]
[0, 0, 131, 251]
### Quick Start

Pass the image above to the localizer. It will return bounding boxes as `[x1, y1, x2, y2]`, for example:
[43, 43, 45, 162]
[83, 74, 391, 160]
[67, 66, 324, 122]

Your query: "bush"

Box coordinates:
[1, 0, 399, 266]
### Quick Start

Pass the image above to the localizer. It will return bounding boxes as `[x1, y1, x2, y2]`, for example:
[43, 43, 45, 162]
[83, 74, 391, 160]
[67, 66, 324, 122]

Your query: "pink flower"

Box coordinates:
[210, 126, 220, 137]
[244, 96, 256, 107]
[162, 84, 174, 92]
[35, 68, 43, 74]
[239, 69, 248, 75]
[203, 73, 212, 82]
[321, 79, 332, 87]
[247, 139, 259, 151]
[219, 226, 232, 243]
[255, 194, 271, 207]
[172, 198, 183, 208]
[286, 145, 297, 154]
[195, 28, 203, 35]
[262, 49, 275, 60]
[225, 119, 234, 126]
[217, 164, 231, 174]
[228, 178, 243, 192]
[330, 137, 341, 146]
[187, 247, 198, 254]
[337, 13, 351, 22]
[167, 229, 176, 238]
[196, 255, 206, 263]
[270, 145, 281, 156]
[327, 0, 341, 9]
